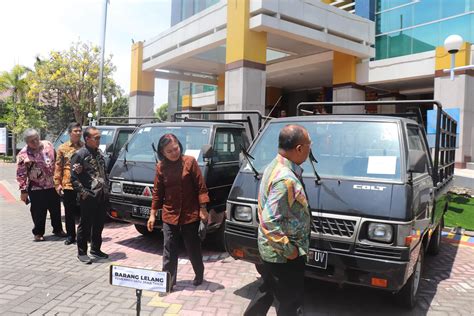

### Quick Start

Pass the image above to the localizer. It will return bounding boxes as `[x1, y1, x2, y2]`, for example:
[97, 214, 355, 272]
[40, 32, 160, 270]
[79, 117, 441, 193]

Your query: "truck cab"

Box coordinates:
[53, 125, 136, 174]
[107, 114, 258, 248]
[225, 100, 456, 308]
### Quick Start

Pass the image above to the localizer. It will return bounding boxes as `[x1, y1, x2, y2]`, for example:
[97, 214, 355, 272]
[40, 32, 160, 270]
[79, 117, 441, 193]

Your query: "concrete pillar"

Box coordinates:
[129, 42, 155, 123]
[332, 51, 365, 113]
[434, 42, 473, 168]
[225, 0, 267, 134]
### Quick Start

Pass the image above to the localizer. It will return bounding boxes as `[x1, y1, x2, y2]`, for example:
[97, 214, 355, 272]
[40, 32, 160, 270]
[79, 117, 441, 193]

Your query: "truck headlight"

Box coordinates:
[368, 223, 393, 243]
[111, 182, 122, 194]
[234, 205, 252, 222]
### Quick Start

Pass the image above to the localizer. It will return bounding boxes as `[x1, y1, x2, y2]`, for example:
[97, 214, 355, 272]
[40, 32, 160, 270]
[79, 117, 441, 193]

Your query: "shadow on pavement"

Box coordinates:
[233, 238, 460, 315]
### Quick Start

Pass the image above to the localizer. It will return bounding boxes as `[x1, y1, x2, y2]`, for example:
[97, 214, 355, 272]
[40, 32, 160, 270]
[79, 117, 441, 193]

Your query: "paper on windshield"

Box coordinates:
[185, 149, 200, 160]
[367, 156, 397, 175]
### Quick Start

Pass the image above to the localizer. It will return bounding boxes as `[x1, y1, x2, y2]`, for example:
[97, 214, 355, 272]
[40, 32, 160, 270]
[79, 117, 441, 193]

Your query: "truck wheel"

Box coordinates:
[427, 217, 444, 255]
[135, 224, 153, 236]
[396, 248, 423, 309]
[212, 219, 226, 251]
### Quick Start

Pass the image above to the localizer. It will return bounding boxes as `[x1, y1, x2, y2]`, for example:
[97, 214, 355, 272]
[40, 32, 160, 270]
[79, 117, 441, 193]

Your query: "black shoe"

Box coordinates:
[90, 250, 109, 259]
[193, 277, 203, 286]
[64, 238, 76, 245]
[77, 255, 92, 264]
[54, 230, 67, 238]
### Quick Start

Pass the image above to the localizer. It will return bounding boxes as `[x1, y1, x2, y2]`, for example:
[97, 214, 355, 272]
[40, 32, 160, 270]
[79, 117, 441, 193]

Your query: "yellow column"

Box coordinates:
[130, 42, 155, 97]
[182, 94, 192, 110]
[226, 0, 267, 69]
[217, 74, 225, 106]
[332, 51, 365, 113]
[332, 51, 357, 86]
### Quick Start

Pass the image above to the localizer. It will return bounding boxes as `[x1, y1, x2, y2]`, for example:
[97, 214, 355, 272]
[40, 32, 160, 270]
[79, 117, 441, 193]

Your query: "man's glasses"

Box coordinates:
[91, 136, 101, 141]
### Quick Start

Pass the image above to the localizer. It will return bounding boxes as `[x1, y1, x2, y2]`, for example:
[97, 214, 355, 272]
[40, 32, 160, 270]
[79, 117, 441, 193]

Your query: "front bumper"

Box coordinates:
[225, 220, 411, 292]
[108, 197, 161, 228]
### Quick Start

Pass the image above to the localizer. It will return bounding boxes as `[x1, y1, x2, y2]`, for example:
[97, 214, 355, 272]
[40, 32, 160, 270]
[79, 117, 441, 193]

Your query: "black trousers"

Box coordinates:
[28, 188, 62, 236]
[77, 195, 106, 256]
[244, 256, 306, 316]
[63, 190, 79, 240]
[162, 221, 204, 285]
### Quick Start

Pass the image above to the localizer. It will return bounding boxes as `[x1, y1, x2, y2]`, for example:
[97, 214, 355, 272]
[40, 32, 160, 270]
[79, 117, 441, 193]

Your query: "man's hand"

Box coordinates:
[72, 163, 83, 174]
[147, 213, 156, 232]
[20, 192, 29, 203]
[55, 185, 63, 196]
[199, 207, 209, 222]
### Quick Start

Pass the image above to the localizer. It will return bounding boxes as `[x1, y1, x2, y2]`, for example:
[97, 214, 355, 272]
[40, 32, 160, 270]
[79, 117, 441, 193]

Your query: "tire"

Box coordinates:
[135, 224, 153, 236]
[396, 247, 423, 309]
[427, 216, 444, 255]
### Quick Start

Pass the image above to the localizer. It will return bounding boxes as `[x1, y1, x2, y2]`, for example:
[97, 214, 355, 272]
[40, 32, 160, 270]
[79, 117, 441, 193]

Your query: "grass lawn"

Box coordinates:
[445, 195, 474, 231]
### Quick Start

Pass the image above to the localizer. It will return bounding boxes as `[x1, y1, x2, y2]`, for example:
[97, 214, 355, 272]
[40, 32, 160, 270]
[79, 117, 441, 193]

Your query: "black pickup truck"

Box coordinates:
[107, 111, 264, 249]
[224, 100, 456, 308]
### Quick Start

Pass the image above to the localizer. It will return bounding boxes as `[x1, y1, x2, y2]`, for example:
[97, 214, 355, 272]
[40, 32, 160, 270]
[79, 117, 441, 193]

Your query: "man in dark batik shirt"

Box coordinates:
[70, 126, 109, 264]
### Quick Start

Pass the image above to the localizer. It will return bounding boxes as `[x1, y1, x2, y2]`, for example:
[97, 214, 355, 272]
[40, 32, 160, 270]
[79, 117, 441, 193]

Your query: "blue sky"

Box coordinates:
[0, 0, 171, 107]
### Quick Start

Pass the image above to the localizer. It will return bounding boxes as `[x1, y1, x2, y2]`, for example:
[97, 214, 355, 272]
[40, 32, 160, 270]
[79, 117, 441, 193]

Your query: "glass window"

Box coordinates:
[114, 130, 134, 157]
[441, 0, 469, 18]
[411, 24, 438, 54]
[438, 15, 472, 48]
[213, 129, 243, 163]
[246, 121, 402, 181]
[376, 35, 389, 59]
[413, 0, 440, 25]
[407, 126, 429, 175]
[388, 30, 412, 58]
[121, 126, 211, 163]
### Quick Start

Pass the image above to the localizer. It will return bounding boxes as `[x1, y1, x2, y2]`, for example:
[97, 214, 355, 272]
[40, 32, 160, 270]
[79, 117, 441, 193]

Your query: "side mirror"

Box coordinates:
[105, 143, 114, 153]
[408, 150, 427, 174]
[201, 144, 214, 160]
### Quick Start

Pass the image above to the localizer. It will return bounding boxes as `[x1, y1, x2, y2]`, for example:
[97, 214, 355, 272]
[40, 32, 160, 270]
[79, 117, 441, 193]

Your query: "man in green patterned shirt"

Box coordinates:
[245, 124, 311, 316]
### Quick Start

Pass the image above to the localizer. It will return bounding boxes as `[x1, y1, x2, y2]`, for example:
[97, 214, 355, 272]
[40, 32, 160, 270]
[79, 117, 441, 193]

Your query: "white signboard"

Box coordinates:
[110, 265, 169, 292]
[367, 156, 397, 175]
[0, 128, 7, 154]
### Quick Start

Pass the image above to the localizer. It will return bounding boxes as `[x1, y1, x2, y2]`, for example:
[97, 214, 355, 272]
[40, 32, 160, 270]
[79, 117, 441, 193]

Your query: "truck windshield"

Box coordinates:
[54, 127, 113, 150]
[119, 126, 211, 163]
[247, 121, 402, 181]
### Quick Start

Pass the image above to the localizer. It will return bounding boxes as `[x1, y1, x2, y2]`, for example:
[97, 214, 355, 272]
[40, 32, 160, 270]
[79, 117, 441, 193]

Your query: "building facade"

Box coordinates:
[129, 0, 474, 168]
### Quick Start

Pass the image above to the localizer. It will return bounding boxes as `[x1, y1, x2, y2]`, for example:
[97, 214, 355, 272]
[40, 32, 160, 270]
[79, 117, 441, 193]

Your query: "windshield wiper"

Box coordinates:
[123, 143, 129, 167]
[151, 143, 158, 163]
[240, 145, 261, 180]
[309, 149, 322, 185]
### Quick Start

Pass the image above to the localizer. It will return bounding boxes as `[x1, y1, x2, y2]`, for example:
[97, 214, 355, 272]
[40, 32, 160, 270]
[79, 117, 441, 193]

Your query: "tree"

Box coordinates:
[0, 65, 45, 159]
[28, 41, 119, 126]
[155, 103, 168, 121]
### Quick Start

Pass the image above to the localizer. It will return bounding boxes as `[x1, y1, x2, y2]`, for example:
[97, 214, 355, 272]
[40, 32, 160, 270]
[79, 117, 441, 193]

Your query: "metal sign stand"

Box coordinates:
[136, 289, 142, 316]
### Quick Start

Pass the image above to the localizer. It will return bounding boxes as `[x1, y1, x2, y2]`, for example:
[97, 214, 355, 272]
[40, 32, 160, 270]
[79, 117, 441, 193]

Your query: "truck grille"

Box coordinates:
[123, 183, 147, 195]
[354, 245, 403, 260]
[311, 216, 356, 238]
[226, 221, 257, 238]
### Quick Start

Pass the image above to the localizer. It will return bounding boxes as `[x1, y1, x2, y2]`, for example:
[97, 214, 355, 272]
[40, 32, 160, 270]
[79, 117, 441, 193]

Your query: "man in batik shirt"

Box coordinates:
[54, 122, 83, 245]
[16, 128, 66, 241]
[245, 125, 312, 316]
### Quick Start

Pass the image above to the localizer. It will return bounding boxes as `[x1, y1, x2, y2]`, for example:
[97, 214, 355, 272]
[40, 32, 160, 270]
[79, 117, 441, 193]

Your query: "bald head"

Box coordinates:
[278, 125, 308, 151]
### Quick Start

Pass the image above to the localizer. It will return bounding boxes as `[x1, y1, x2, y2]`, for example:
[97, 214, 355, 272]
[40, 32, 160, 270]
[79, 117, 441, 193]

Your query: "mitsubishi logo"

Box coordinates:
[142, 186, 151, 197]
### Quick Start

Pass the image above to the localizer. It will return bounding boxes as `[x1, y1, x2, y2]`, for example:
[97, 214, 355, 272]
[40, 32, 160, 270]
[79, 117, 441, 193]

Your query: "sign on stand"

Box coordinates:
[110, 265, 170, 315]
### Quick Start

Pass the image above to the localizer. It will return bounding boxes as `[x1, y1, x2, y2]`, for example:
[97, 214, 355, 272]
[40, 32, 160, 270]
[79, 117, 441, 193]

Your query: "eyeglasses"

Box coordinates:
[91, 136, 101, 140]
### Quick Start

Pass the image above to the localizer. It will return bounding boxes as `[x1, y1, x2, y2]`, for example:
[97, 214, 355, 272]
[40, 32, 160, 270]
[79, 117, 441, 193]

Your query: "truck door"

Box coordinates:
[206, 128, 246, 213]
[407, 125, 433, 230]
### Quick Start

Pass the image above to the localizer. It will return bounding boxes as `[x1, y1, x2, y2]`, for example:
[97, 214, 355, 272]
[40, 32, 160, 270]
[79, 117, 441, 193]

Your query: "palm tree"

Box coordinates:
[0, 65, 31, 161]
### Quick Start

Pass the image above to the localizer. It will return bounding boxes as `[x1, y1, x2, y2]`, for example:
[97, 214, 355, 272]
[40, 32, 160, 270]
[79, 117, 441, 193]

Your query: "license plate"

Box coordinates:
[132, 206, 152, 218]
[308, 249, 328, 269]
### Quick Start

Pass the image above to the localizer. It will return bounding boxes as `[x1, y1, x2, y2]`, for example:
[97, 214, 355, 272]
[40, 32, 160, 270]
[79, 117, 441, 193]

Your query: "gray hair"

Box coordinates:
[23, 128, 39, 142]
